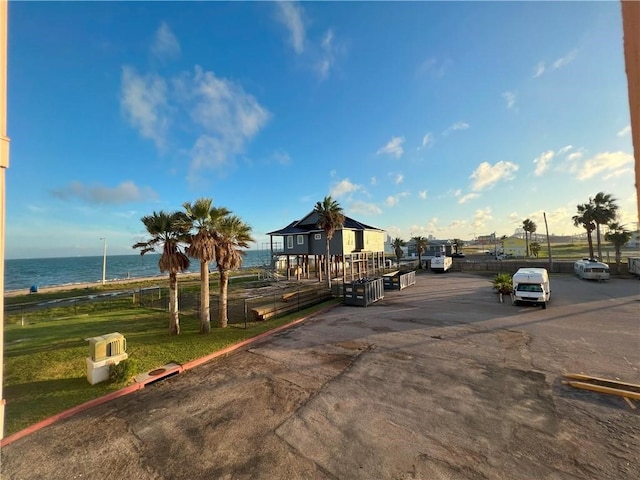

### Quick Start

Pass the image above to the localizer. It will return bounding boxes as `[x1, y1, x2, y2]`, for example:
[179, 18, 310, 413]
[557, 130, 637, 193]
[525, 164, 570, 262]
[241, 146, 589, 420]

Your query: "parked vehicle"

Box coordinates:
[574, 258, 610, 281]
[629, 257, 640, 278]
[430, 254, 452, 273]
[512, 267, 550, 309]
[451, 252, 465, 258]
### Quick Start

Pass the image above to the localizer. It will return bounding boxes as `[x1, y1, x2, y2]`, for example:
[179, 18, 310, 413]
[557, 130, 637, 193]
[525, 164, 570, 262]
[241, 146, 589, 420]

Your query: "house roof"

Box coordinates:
[267, 212, 384, 236]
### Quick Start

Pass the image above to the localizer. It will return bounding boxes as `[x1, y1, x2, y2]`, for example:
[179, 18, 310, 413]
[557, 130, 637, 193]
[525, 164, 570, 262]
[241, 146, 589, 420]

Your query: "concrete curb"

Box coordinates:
[0, 303, 339, 447]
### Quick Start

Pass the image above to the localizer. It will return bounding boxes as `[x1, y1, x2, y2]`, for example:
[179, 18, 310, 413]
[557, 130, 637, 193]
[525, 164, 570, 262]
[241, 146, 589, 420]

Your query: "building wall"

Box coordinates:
[503, 237, 526, 256]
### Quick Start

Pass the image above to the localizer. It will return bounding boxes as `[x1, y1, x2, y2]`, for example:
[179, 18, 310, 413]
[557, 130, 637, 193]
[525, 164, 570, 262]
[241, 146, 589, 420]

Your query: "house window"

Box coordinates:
[287, 236, 293, 249]
[297, 235, 304, 245]
[314, 233, 322, 240]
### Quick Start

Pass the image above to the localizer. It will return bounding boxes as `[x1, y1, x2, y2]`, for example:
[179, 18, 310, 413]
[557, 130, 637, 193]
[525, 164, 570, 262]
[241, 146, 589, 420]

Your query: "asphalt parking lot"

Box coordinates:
[2, 272, 639, 480]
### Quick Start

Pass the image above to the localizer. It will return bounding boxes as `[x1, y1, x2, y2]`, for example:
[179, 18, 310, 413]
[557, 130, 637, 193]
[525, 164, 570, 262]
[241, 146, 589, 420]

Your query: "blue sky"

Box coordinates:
[5, 1, 637, 259]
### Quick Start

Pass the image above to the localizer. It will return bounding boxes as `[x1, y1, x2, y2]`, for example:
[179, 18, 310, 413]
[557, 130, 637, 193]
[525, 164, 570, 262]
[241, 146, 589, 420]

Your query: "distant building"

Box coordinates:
[503, 237, 526, 257]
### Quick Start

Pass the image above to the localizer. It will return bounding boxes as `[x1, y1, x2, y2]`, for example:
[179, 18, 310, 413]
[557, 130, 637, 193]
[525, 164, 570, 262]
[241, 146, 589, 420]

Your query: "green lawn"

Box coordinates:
[3, 290, 339, 436]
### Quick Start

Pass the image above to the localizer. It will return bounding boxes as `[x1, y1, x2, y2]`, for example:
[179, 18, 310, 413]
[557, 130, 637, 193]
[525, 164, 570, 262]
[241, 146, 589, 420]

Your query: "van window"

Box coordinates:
[516, 284, 543, 292]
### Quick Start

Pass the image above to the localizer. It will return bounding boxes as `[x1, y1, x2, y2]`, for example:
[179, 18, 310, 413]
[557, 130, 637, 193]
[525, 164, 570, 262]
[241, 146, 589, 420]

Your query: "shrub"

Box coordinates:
[492, 273, 513, 294]
[109, 358, 139, 384]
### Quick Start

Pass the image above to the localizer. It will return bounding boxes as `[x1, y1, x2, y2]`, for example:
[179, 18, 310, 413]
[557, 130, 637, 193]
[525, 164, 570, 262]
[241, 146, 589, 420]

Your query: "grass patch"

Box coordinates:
[3, 295, 339, 436]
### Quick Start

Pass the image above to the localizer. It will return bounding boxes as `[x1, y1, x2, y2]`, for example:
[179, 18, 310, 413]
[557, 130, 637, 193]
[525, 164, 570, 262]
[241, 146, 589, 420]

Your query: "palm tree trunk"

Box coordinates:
[587, 232, 595, 259]
[169, 271, 180, 335]
[595, 224, 602, 259]
[200, 260, 210, 334]
[218, 269, 229, 328]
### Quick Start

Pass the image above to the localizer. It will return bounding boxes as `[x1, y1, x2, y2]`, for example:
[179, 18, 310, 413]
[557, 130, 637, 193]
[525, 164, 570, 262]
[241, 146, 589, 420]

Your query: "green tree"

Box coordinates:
[604, 222, 632, 273]
[522, 219, 537, 256]
[412, 236, 429, 269]
[214, 215, 254, 328]
[182, 198, 231, 334]
[590, 192, 619, 260]
[529, 241, 541, 258]
[133, 211, 191, 335]
[391, 237, 406, 266]
[573, 203, 597, 259]
[313, 196, 345, 289]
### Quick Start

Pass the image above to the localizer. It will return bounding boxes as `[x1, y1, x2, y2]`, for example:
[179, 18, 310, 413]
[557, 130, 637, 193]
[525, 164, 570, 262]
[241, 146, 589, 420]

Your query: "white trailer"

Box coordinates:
[629, 258, 640, 278]
[512, 267, 550, 309]
[430, 255, 452, 273]
[574, 258, 610, 281]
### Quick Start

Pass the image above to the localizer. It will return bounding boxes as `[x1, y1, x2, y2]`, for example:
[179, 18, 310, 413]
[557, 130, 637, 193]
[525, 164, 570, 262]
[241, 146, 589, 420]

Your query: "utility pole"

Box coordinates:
[100, 238, 107, 285]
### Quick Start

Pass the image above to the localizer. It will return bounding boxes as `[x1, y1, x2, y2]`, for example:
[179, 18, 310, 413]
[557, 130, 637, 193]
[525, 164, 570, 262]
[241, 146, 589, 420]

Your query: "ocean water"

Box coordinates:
[4, 250, 275, 292]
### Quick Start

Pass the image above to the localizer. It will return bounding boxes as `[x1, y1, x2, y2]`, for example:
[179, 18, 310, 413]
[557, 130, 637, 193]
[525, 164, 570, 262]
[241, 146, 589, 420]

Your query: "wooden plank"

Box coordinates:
[563, 374, 640, 392]
[565, 380, 640, 401]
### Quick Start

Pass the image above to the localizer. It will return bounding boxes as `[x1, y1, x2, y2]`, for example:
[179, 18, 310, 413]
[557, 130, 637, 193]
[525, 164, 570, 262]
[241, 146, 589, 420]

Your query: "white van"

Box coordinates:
[512, 267, 550, 309]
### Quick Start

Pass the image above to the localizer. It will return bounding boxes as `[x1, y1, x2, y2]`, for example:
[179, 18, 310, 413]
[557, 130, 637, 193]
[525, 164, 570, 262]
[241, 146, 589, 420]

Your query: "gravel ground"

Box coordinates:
[2, 272, 639, 480]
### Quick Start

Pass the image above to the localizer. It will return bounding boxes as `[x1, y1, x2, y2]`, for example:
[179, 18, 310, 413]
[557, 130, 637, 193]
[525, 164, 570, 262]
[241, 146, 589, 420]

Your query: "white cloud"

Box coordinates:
[617, 125, 631, 137]
[316, 29, 337, 81]
[552, 49, 578, 70]
[276, 1, 305, 54]
[370, 176, 377, 186]
[533, 61, 545, 78]
[416, 57, 451, 78]
[443, 121, 469, 135]
[377, 136, 405, 159]
[557, 145, 573, 155]
[567, 151, 584, 162]
[271, 150, 291, 166]
[471, 207, 493, 230]
[470, 161, 519, 191]
[418, 190, 427, 200]
[349, 201, 382, 216]
[151, 22, 181, 62]
[330, 178, 361, 198]
[457, 192, 480, 204]
[533, 150, 554, 176]
[51, 181, 158, 205]
[120, 67, 169, 150]
[575, 151, 633, 181]
[419, 132, 434, 150]
[502, 91, 516, 110]
[395, 174, 404, 185]
[385, 192, 409, 207]
[187, 66, 271, 176]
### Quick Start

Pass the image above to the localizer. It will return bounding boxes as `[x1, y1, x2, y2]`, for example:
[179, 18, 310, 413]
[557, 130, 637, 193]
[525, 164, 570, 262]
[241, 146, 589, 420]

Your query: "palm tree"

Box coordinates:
[313, 196, 345, 289]
[590, 192, 619, 260]
[452, 238, 464, 254]
[391, 237, 405, 266]
[214, 215, 254, 328]
[573, 203, 596, 259]
[412, 236, 429, 269]
[604, 222, 632, 273]
[522, 219, 537, 256]
[133, 211, 190, 335]
[529, 241, 541, 258]
[182, 198, 231, 334]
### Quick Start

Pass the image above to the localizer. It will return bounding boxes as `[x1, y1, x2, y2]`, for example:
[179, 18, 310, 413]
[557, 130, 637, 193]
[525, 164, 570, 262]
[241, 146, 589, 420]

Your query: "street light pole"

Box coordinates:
[100, 238, 107, 285]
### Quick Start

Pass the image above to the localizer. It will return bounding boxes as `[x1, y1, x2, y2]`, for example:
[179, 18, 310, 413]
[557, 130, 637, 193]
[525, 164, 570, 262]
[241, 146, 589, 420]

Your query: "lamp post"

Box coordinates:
[100, 238, 107, 285]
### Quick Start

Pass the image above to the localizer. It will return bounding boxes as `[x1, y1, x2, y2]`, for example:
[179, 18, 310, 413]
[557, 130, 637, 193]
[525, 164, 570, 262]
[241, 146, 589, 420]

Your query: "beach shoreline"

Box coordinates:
[3, 272, 203, 298]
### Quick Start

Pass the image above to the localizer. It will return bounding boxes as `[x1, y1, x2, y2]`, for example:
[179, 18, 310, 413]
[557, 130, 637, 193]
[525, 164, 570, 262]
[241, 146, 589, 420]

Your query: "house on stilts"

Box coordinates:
[267, 210, 387, 283]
